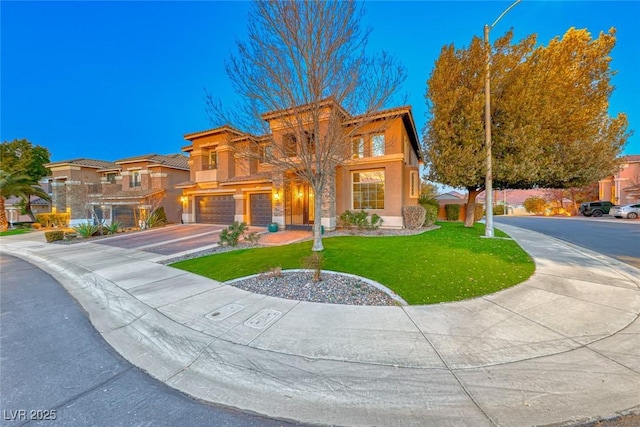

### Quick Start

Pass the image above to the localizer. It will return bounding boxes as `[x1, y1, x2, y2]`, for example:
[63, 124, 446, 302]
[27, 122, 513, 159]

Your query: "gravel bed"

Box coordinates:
[229, 270, 400, 306]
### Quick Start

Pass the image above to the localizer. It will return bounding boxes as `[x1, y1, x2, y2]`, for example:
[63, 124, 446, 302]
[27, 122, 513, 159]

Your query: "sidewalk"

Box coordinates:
[1, 225, 639, 426]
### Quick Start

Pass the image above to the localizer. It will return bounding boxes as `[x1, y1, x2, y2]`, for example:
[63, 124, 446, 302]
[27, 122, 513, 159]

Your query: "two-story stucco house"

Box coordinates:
[45, 154, 189, 227]
[178, 103, 422, 230]
[599, 155, 640, 204]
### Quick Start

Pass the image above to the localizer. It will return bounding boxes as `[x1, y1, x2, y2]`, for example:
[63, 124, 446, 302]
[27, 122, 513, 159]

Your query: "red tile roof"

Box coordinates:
[44, 158, 118, 169]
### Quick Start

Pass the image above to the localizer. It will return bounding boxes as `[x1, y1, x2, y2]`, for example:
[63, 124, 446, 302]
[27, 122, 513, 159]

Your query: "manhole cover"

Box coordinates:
[206, 304, 244, 321]
[244, 309, 282, 329]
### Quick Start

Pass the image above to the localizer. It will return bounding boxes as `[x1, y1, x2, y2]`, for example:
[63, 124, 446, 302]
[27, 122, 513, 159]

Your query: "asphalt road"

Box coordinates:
[0, 255, 297, 427]
[494, 215, 640, 268]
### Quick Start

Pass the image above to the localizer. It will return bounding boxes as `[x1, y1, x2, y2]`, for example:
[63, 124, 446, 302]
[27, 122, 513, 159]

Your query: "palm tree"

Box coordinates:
[0, 170, 49, 230]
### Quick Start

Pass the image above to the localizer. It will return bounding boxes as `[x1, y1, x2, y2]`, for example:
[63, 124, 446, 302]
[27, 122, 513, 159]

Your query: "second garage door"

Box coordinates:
[250, 193, 272, 226]
[196, 195, 235, 224]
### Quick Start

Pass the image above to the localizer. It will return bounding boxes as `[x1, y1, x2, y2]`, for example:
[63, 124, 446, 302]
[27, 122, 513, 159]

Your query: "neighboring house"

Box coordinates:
[178, 103, 422, 230]
[44, 154, 189, 227]
[3, 194, 51, 225]
[599, 155, 640, 204]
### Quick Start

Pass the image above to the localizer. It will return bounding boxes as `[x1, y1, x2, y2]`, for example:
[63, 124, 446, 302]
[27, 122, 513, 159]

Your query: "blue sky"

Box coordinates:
[2, 1, 638, 163]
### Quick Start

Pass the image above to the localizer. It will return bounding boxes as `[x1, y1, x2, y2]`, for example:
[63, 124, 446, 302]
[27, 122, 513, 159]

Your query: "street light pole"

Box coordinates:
[484, 0, 521, 238]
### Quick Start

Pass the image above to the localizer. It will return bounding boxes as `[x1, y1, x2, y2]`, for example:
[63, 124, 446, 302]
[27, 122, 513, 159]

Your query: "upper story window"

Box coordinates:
[371, 134, 385, 157]
[352, 137, 364, 159]
[258, 144, 272, 163]
[305, 132, 315, 156]
[209, 151, 218, 170]
[283, 134, 297, 157]
[105, 173, 117, 184]
[131, 171, 141, 188]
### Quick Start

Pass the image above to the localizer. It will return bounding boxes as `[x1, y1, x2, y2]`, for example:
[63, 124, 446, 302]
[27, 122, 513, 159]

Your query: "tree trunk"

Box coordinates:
[312, 184, 324, 251]
[24, 196, 36, 221]
[464, 187, 479, 228]
[0, 197, 7, 231]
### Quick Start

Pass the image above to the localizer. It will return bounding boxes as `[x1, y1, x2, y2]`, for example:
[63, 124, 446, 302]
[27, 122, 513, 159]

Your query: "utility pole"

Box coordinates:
[484, 0, 521, 238]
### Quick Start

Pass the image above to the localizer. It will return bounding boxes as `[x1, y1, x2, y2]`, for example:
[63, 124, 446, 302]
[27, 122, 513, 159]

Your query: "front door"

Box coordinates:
[284, 181, 315, 230]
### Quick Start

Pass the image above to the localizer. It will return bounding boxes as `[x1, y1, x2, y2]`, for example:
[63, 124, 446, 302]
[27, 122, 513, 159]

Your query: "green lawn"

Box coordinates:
[0, 228, 31, 237]
[171, 222, 535, 305]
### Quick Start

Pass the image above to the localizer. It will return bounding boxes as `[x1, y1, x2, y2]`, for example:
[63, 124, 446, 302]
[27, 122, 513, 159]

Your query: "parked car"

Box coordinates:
[610, 203, 640, 219]
[578, 201, 615, 217]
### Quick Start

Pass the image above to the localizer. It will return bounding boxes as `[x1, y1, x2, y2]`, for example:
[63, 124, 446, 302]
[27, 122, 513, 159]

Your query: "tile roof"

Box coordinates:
[175, 181, 196, 188]
[183, 125, 245, 140]
[115, 153, 189, 170]
[622, 155, 640, 163]
[44, 158, 118, 169]
[4, 195, 49, 206]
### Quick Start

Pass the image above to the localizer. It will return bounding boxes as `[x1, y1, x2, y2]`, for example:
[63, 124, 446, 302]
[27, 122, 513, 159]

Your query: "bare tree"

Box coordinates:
[206, 1, 406, 251]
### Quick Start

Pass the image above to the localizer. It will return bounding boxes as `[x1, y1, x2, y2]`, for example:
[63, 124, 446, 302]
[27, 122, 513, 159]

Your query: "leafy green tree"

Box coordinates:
[0, 170, 49, 229]
[0, 139, 51, 180]
[1, 139, 52, 221]
[424, 28, 629, 227]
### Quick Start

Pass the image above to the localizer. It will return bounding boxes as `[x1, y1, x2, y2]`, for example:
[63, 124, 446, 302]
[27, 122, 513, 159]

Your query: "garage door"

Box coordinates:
[196, 195, 235, 224]
[250, 193, 272, 226]
[113, 206, 136, 228]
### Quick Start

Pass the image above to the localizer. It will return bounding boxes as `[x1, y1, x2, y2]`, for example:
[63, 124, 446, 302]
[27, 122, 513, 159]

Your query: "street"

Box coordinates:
[495, 215, 640, 268]
[0, 255, 297, 427]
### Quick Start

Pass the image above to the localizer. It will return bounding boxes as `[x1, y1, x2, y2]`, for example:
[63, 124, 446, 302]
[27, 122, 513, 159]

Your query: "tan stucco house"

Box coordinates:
[178, 103, 422, 230]
[45, 154, 189, 227]
[599, 155, 640, 204]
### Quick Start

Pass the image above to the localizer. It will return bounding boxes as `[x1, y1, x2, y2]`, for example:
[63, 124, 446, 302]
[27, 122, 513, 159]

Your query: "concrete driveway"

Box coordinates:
[93, 224, 264, 258]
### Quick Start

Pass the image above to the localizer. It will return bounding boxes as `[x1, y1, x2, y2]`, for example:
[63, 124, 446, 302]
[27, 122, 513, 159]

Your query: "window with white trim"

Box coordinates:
[371, 134, 385, 157]
[353, 170, 385, 210]
[410, 170, 419, 198]
[131, 171, 141, 188]
[283, 134, 297, 157]
[209, 151, 218, 170]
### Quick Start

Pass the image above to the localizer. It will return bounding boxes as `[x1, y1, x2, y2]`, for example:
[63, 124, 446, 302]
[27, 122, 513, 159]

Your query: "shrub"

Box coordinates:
[474, 204, 485, 222]
[74, 223, 101, 238]
[524, 196, 547, 215]
[402, 206, 426, 230]
[369, 214, 383, 230]
[418, 194, 439, 209]
[146, 207, 167, 228]
[338, 210, 354, 229]
[301, 252, 324, 282]
[423, 204, 438, 226]
[352, 210, 369, 229]
[105, 221, 122, 235]
[493, 205, 505, 216]
[32, 223, 42, 230]
[244, 231, 260, 244]
[263, 266, 282, 278]
[44, 230, 64, 243]
[445, 204, 461, 221]
[338, 210, 383, 230]
[220, 221, 248, 246]
[36, 213, 70, 228]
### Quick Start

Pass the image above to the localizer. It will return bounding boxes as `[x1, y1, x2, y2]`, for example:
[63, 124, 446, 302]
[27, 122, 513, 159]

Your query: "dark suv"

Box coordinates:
[579, 201, 614, 217]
